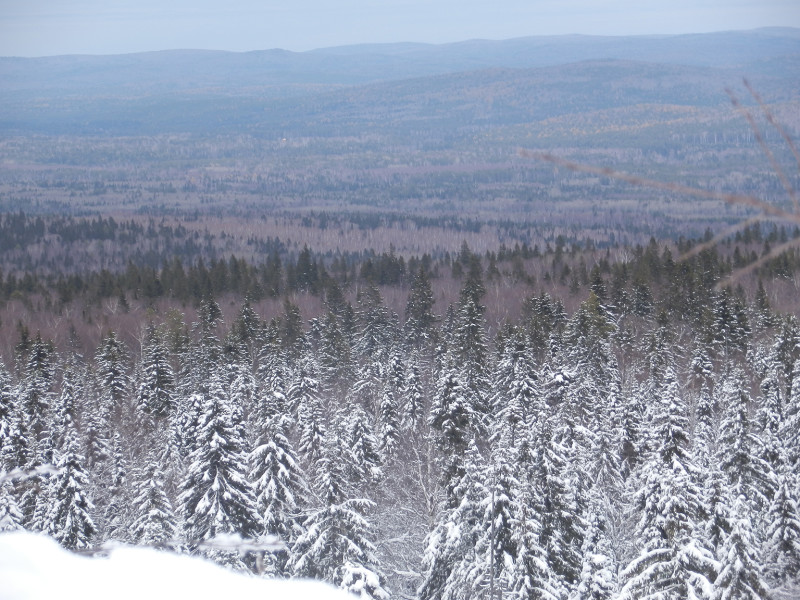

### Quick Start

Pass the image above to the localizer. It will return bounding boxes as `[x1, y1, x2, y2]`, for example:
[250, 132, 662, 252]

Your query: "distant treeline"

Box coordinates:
[1, 211, 799, 341]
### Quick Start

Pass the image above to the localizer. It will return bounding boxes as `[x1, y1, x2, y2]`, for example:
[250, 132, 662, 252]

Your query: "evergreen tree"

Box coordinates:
[0, 363, 23, 471]
[355, 283, 394, 366]
[419, 443, 486, 600]
[510, 481, 558, 600]
[290, 433, 387, 598]
[46, 424, 96, 551]
[130, 461, 177, 546]
[782, 357, 800, 470]
[318, 310, 355, 397]
[704, 459, 734, 558]
[21, 333, 55, 438]
[713, 495, 772, 600]
[18, 333, 55, 467]
[402, 353, 426, 433]
[452, 263, 491, 422]
[0, 481, 23, 532]
[429, 367, 474, 503]
[404, 266, 436, 350]
[378, 383, 401, 461]
[470, 446, 519, 598]
[179, 370, 260, 566]
[290, 358, 326, 466]
[249, 414, 308, 575]
[95, 330, 130, 428]
[537, 419, 587, 596]
[344, 401, 383, 488]
[763, 468, 800, 587]
[619, 365, 714, 600]
[491, 328, 538, 446]
[718, 367, 775, 510]
[101, 431, 131, 542]
[136, 324, 175, 418]
[575, 494, 617, 600]
[51, 358, 81, 453]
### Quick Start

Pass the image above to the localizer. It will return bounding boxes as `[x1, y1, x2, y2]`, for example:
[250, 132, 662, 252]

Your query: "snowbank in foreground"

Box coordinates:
[0, 532, 351, 600]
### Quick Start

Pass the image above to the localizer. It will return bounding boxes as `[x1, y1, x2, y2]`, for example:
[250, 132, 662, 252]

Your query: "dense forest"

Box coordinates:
[1, 232, 800, 599]
[2, 27, 800, 600]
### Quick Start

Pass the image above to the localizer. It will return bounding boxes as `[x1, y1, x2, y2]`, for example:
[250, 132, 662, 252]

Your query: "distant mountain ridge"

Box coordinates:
[0, 28, 798, 136]
[2, 28, 799, 92]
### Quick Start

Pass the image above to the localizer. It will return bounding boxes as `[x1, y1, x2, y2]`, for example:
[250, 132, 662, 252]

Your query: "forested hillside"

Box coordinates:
[1, 236, 799, 598]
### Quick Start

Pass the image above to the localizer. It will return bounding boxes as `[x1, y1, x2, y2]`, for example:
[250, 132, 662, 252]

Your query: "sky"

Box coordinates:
[1, 0, 799, 57]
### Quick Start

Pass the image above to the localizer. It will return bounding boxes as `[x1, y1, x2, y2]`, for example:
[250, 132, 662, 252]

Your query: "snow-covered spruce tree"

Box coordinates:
[763, 467, 800, 588]
[378, 383, 401, 462]
[782, 357, 800, 470]
[468, 445, 519, 598]
[255, 320, 292, 419]
[0, 481, 23, 532]
[50, 357, 81, 454]
[452, 257, 491, 424]
[521, 291, 567, 360]
[618, 363, 715, 600]
[404, 265, 437, 351]
[574, 492, 617, 600]
[561, 292, 619, 426]
[173, 390, 204, 463]
[402, 352, 426, 433]
[758, 362, 783, 463]
[135, 324, 175, 419]
[15, 335, 56, 528]
[354, 282, 395, 367]
[694, 379, 718, 468]
[290, 432, 388, 599]
[318, 310, 355, 398]
[703, 457, 733, 559]
[536, 418, 588, 598]
[290, 357, 326, 467]
[711, 287, 751, 357]
[429, 363, 474, 505]
[491, 327, 538, 447]
[618, 383, 648, 478]
[713, 495, 772, 600]
[344, 400, 383, 489]
[229, 298, 262, 355]
[179, 369, 260, 569]
[419, 442, 486, 600]
[46, 422, 96, 551]
[101, 431, 132, 542]
[249, 414, 308, 575]
[718, 367, 775, 511]
[131, 461, 177, 546]
[510, 478, 558, 600]
[19, 332, 55, 447]
[95, 330, 130, 430]
[223, 333, 257, 437]
[0, 361, 23, 471]
[83, 386, 111, 477]
[770, 317, 799, 386]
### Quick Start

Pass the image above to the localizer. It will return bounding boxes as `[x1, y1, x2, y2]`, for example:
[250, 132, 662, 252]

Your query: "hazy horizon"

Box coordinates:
[1, 0, 799, 58]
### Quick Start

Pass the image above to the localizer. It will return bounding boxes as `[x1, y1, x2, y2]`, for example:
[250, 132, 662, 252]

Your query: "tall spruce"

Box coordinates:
[290, 432, 387, 598]
[46, 423, 96, 551]
[179, 369, 260, 566]
[131, 461, 177, 546]
[249, 414, 308, 575]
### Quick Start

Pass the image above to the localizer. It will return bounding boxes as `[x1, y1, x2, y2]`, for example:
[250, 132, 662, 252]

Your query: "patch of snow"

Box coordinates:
[0, 531, 350, 600]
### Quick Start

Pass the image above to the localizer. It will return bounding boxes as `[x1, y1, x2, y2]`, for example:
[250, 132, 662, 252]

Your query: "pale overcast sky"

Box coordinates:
[1, 0, 799, 57]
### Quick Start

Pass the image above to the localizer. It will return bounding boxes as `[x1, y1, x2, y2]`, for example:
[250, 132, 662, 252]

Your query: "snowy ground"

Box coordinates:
[0, 532, 351, 600]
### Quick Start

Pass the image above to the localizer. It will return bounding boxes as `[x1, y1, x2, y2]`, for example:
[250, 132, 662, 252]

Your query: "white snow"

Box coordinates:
[0, 531, 351, 600]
